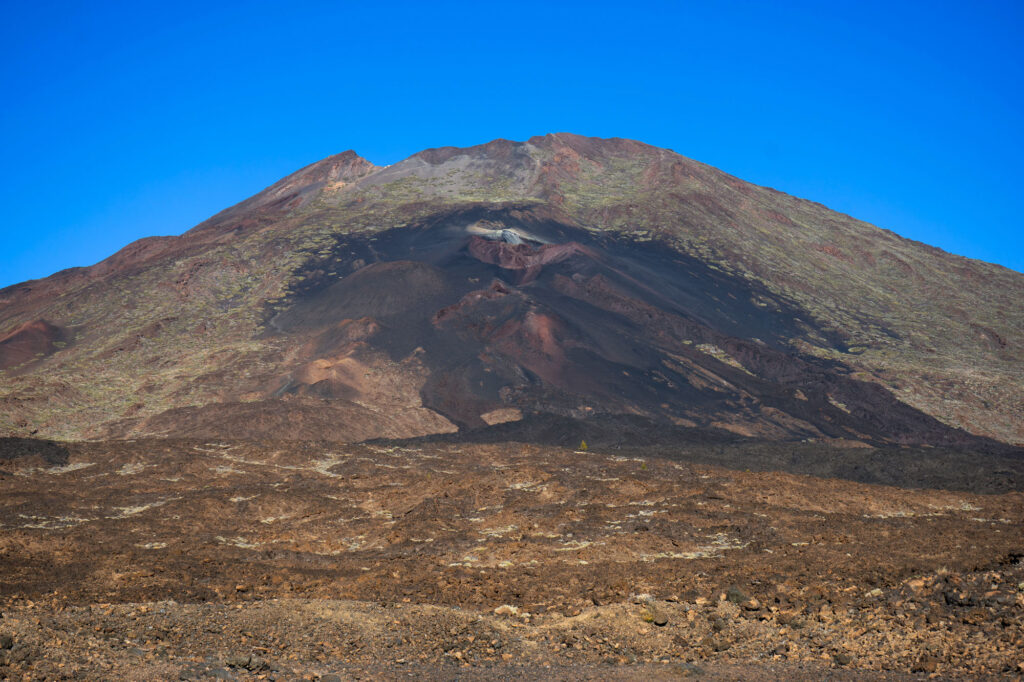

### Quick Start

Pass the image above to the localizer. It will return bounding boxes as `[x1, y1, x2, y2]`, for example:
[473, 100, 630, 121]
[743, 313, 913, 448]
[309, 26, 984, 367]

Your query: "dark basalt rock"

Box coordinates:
[264, 206, 1003, 449]
[0, 438, 69, 467]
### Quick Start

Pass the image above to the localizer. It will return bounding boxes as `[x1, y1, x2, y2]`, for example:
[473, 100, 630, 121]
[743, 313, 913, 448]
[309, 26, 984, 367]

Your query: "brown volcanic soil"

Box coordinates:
[1, 438, 1022, 679]
[0, 319, 63, 372]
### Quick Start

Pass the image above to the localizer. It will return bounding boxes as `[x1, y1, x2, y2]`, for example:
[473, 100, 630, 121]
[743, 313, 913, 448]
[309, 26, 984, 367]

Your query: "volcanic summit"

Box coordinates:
[1, 134, 1022, 448]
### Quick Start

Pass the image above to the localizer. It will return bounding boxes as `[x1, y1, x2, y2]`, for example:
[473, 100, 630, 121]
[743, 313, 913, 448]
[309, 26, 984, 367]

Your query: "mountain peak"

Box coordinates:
[187, 150, 379, 237]
[1, 134, 1022, 447]
[312, 149, 378, 181]
[401, 134, 668, 172]
[262, 149, 378, 198]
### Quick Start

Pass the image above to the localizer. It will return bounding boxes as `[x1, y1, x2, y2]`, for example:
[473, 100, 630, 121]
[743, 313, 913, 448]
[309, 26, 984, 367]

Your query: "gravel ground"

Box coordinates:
[1, 438, 1022, 679]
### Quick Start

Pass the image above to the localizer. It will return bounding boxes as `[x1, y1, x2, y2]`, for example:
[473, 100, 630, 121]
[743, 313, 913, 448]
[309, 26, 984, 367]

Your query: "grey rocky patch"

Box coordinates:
[709, 636, 731, 652]
[726, 586, 749, 604]
[500, 229, 523, 245]
[224, 653, 251, 668]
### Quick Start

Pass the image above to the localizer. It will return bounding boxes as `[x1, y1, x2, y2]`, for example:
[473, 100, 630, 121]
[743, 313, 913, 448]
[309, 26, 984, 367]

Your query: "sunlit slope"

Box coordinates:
[0, 135, 1020, 444]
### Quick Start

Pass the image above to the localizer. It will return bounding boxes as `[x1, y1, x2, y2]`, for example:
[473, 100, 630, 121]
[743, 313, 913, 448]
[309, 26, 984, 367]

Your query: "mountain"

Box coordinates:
[1, 134, 1021, 447]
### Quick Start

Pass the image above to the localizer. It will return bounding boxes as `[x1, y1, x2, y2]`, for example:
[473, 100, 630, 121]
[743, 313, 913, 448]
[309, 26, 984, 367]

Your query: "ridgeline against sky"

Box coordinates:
[1, 1, 1022, 288]
[2, 134, 1022, 447]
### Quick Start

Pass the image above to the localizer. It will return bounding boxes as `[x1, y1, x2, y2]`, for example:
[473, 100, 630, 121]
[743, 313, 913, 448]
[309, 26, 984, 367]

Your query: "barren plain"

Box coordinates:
[1, 436, 1022, 680]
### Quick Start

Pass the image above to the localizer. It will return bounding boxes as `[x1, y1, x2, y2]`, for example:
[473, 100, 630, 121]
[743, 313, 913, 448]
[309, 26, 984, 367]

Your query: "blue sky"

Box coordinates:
[2, 1, 1022, 288]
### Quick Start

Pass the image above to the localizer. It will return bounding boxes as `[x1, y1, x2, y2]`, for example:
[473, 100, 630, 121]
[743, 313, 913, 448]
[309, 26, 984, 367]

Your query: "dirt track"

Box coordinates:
[1, 438, 1022, 679]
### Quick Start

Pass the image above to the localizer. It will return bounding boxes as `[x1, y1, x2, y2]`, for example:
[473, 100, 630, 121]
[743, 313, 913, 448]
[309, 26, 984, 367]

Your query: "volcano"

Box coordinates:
[1, 134, 1021, 447]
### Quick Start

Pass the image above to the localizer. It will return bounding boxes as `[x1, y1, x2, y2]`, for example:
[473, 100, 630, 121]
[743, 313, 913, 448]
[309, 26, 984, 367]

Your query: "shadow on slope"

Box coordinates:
[373, 413, 1024, 494]
[0, 437, 70, 474]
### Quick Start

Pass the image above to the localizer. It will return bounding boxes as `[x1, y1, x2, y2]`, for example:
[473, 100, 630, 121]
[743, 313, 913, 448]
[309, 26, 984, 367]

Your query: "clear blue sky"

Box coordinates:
[2, 1, 1022, 288]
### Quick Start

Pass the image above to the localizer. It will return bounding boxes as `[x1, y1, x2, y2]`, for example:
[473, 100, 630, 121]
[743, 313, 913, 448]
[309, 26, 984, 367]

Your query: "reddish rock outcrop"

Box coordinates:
[0, 319, 63, 371]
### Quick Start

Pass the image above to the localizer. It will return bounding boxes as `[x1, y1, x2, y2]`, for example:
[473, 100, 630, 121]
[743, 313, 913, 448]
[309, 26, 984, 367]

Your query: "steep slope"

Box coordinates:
[0, 134, 1021, 446]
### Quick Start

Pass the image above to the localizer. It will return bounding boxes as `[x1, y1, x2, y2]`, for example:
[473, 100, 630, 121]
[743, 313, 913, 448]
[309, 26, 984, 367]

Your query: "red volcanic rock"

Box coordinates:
[489, 310, 570, 386]
[467, 236, 593, 283]
[0, 319, 63, 371]
[433, 281, 512, 325]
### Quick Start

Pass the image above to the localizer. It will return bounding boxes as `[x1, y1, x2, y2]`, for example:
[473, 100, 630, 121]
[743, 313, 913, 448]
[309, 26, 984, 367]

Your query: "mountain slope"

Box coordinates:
[1, 134, 1021, 446]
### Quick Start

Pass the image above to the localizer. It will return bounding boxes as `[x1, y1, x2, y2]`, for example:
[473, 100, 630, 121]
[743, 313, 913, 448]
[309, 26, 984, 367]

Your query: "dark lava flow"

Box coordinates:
[265, 206, 1002, 449]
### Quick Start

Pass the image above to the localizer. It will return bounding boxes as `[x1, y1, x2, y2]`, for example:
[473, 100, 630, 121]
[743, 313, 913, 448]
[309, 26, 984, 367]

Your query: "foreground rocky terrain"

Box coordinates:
[1, 437, 1022, 679]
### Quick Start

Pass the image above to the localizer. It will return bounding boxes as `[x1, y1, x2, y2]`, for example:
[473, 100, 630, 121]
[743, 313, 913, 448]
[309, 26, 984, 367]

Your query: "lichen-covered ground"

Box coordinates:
[1, 439, 1022, 679]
